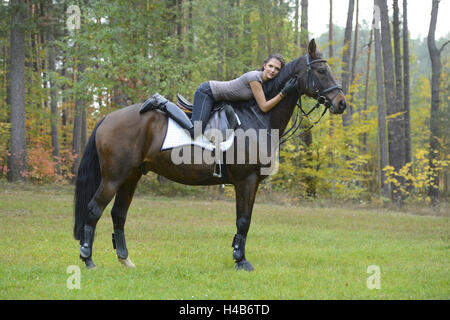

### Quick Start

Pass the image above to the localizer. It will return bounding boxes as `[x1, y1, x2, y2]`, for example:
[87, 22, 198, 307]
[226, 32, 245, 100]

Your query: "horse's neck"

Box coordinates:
[268, 56, 306, 134]
[270, 94, 299, 134]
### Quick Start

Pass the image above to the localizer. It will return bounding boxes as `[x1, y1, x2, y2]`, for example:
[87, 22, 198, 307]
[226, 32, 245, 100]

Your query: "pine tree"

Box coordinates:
[8, 0, 27, 182]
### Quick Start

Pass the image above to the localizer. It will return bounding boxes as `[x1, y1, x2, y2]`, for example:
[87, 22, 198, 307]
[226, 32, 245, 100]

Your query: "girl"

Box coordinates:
[189, 54, 297, 137]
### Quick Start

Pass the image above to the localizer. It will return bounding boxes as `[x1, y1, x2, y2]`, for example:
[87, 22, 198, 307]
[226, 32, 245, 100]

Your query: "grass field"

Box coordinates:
[0, 183, 448, 299]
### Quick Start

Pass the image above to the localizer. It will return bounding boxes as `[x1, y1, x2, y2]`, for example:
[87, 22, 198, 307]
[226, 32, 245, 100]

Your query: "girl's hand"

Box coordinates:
[281, 77, 298, 96]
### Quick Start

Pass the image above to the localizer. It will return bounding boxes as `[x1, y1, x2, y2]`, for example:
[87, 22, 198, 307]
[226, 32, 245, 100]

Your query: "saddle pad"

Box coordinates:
[161, 118, 235, 152]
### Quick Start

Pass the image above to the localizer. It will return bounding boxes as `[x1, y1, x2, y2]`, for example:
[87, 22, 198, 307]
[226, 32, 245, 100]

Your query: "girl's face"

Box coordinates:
[262, 58, 282, 82]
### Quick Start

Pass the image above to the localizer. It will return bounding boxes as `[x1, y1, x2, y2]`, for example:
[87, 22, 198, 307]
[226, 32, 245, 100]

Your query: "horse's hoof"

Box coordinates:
[235, 259, 254, 272]
[83, 257, 97, 270]
[118, 257, 136, 268]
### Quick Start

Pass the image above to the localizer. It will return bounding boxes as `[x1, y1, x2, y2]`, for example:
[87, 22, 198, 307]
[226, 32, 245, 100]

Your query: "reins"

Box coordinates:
[280, 54, 342, 146]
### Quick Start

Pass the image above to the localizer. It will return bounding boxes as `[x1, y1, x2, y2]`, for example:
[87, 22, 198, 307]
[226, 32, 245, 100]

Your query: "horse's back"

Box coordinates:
[95, 104, 168, 175]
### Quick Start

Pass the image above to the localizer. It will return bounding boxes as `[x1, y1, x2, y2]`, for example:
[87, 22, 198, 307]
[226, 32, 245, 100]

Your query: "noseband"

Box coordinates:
[280, 54, 343, 145]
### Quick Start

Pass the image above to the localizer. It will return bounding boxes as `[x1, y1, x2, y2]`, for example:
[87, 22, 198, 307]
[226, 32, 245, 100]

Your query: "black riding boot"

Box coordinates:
[191, 82, 215, 138]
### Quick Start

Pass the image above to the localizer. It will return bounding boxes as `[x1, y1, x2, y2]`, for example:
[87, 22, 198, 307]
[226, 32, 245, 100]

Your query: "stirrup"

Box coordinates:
[213, 162, 222, 178]
[211, 149, 222, 178]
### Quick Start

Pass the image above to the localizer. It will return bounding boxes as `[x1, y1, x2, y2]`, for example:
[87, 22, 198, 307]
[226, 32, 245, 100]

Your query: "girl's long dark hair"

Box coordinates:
[259, 53, 286, 71]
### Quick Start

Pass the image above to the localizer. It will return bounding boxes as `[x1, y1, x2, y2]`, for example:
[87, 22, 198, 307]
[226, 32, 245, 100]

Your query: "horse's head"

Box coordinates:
[296, 39, 347, 115]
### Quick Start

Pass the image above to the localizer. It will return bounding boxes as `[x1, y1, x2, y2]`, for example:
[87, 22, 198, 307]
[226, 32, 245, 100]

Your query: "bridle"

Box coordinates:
[304, 54, 342, 107]
[280, 54, 343, 145]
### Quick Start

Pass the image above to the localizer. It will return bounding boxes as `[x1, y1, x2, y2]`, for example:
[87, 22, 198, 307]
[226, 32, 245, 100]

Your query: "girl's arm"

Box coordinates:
[249, 81, 285, 113]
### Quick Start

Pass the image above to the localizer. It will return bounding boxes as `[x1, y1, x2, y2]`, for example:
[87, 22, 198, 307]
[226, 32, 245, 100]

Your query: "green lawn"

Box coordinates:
[0, 184, 448, 299]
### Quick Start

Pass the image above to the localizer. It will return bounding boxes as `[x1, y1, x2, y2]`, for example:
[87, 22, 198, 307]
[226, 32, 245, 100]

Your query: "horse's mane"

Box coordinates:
[227, 56, 303, 131]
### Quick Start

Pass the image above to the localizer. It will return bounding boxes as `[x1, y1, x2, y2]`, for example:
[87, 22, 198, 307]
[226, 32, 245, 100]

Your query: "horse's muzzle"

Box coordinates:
[329, 93, 347, 114]
[333, 99, 346, 114]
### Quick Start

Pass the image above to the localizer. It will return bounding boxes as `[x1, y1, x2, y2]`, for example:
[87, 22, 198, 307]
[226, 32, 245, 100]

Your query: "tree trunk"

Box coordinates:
[294, 0, 299, 46]
[346, 0, 359, 128]
[300, 0, 308, 53]
[392, 0, 403, 122]
[362, 25, 373, 152]
[350, 0, 359, 87]
[378, 0, 405, 204]
[427, 0, 443, 206]
[341, 0, 354, 127]
[71, 53, 86, 179]
[81, 101, 87, 151]
[7, 0, 28, 182]
[402, 0, 412, 197]
[373, 9, 389, 198]
[72, 98, 82, 179]
[402, 0, 411, 165]
[328, 0, 333, 60]
[60, 55, 68, 150]
[177, 0, 184, 54]
[299, 0, 314, 197]
[48, 0, 60, 174]
[217, 0, 224, 80]
[328, 0, 335, 137]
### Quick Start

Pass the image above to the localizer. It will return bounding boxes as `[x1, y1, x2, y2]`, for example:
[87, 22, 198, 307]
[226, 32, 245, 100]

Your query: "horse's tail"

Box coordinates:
[73, 117, 105, 240]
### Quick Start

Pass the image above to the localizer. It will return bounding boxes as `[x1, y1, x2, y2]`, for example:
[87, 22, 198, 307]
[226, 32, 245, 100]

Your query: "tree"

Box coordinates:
[47, 0, 60, 174]
[348, 0, 360, 133]
[298, 0, 315, 197]
[294, 0, 299, 46]
[362, 24, 373, 152]
[392, 0, 408, 192]
[71, 47, 86, 179]
[341, 0, 354, 127]
[402, 0, 411, 165]
[7, 0, 27, 182]
[378, 0, 405, 204]
[328, 0, 335, 138]
[328, 0, 333, 60]
[373, 6, 389, 198]
[427, 0, 448, 206]
[350, 0, 359, 88]
[392, 0, 403, 111]
[300, 0, 308, 53]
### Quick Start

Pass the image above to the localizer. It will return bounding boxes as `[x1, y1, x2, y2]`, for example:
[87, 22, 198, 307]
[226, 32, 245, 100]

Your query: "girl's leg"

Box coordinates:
[191, 82, 215, 136]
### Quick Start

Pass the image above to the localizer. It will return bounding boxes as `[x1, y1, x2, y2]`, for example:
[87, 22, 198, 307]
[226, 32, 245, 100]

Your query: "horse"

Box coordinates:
[73, 39, 346, 271]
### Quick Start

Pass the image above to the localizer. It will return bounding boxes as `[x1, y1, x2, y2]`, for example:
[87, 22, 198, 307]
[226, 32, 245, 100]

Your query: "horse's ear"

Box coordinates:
[308, 39, 317, 58]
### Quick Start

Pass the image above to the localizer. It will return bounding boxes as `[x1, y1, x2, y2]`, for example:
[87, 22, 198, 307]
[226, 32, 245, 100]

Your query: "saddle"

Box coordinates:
[140, 93, 241, 142]
[176, 94, 194, 112]
[176, 94, 224, 115]
[140, 93, 241, 178]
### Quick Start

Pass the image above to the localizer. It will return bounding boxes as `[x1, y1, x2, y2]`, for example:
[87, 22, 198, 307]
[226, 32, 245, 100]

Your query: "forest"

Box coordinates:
[1, 0, 449, 208]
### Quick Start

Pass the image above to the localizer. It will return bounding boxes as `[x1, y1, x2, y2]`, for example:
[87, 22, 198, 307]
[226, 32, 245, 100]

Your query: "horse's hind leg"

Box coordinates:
[80, 181, 118, 269]
[111, 169, 141, 268]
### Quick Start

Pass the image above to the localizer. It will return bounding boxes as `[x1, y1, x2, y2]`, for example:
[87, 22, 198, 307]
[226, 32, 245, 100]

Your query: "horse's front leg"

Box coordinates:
[232, 172, 260, 271]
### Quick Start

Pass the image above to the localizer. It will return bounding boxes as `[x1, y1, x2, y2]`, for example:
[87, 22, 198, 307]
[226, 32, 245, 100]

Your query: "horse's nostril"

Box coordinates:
[339, 100, 346, 110]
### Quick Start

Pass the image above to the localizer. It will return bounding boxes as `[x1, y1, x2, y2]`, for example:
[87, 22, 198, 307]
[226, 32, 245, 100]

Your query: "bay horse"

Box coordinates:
[73, 39, 346, 270]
